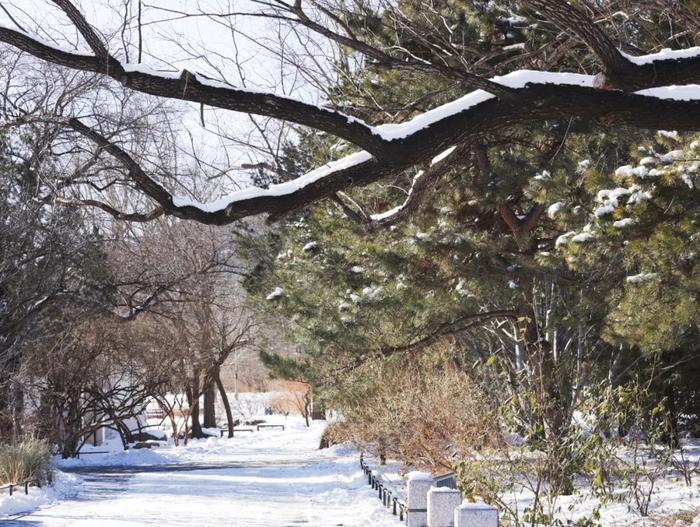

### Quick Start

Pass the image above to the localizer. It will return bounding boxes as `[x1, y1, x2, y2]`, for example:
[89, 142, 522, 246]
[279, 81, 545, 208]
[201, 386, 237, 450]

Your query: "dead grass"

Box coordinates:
[651, 507, 700, 526]
[0, 438, 52, 485]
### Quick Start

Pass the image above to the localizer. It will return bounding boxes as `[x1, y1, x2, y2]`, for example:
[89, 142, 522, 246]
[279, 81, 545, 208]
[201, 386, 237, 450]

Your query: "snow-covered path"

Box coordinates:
[3, 421, 403, 527]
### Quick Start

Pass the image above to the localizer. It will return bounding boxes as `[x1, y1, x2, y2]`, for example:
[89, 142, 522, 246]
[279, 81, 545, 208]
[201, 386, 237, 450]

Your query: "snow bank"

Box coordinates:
[55, 445, 175, 469]
[0, 470, 79, 519]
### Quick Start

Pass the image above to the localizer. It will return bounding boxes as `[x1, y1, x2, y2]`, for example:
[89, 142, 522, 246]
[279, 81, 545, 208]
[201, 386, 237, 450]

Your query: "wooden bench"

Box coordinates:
[75, 450, 111, 459]
[256, 424, 285, 431]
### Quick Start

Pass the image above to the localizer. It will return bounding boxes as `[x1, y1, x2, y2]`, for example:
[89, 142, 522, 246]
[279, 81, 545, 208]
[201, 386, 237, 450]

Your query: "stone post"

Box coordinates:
[427, 487, 461, 527]
[454, 502, 499, 527]
[406, 471, 433, 527]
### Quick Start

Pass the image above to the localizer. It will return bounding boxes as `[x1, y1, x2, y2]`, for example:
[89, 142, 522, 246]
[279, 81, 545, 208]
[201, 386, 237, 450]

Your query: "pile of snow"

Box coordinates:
[56, 445, 175, 469]
[571, 232, 594, 243]
[0, 470, 79, 519]
[613, 218, 635, 229]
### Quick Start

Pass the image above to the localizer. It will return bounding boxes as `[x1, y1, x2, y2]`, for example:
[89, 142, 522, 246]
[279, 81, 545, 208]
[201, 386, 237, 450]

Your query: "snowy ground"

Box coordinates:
[0, 417, 403, 526]
[3, 416, 699, 526]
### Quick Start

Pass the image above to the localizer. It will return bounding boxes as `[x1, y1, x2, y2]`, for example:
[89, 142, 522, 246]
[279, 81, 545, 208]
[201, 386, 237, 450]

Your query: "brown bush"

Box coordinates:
[332, 348, 499, 472]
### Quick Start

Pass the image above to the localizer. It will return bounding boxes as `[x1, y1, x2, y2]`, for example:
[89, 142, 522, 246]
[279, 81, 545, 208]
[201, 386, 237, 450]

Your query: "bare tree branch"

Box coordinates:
[51, 0, 110, 60]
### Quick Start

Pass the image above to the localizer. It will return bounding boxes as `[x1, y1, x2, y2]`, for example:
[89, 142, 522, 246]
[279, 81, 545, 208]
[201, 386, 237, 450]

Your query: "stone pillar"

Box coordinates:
[454, 502, 499, 527]
[407, 471, 433, 527]
[427, 488, 461, 527]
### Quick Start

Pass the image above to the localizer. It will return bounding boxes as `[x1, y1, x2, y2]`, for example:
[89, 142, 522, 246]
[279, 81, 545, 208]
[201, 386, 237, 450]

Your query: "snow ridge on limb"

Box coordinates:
[172, 151, 373, 213]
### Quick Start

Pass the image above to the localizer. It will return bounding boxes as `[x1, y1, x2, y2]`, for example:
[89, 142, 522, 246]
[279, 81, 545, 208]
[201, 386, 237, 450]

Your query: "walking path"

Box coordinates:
[2, 420, 403, 527]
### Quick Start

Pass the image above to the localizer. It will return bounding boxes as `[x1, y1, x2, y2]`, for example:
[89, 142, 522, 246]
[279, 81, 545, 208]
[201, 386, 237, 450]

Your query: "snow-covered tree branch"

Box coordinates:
[3, 1, 700, 224]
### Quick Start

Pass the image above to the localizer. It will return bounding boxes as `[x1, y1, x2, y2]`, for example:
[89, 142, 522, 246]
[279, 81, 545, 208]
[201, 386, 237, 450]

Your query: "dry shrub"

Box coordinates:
[0, 438, 52, 485]
[335, 349, 499, 472]
[319, 421, 352, 449]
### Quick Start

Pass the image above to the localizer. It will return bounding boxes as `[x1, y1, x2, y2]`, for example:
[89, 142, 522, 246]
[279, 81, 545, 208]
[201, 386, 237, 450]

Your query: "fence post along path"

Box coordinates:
[406, 471, 433, 527]
[454, 502, 499, 527]
[427, 487, 461, 527]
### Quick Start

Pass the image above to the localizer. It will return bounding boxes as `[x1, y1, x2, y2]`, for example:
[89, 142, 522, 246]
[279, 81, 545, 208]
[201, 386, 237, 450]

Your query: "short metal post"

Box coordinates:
[393, 497, 398, 515]
[9, 484, 13, 496]
[24, 481, 28, 494]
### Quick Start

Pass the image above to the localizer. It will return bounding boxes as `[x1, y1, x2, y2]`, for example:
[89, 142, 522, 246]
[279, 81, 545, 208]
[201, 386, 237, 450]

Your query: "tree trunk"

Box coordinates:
[663, 382, 680, 448]
[303, 394, 311, 427]
[214, 371, 234, 438]
[203, 378, 217, 429]
[10, 381, 23, 442]
[520, 303, 575, 496]
[311, 396, 326, 420]
[188, 373, 204, 438]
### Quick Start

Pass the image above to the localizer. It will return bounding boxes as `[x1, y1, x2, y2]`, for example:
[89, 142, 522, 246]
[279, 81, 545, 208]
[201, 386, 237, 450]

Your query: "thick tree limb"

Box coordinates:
[23, 81, 700, 225]
[523, 0, 631, 76]
[523, 0, 700, 91]
[0, 24, 384, 155]
[52, 0, 110, 59]
[5, 3, 700, 225]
